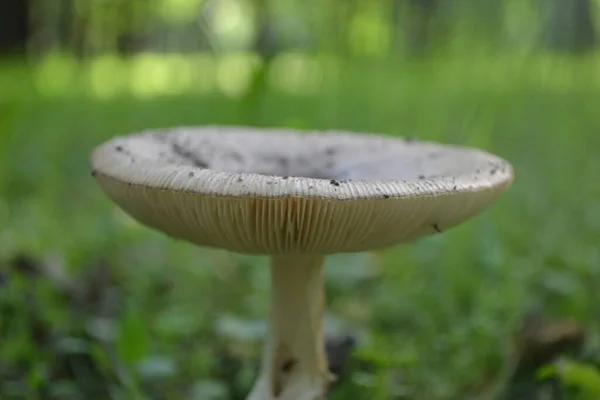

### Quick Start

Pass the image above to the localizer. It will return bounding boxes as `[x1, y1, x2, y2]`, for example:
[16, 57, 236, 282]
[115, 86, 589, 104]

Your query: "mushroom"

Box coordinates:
[89, 126, 514, 400]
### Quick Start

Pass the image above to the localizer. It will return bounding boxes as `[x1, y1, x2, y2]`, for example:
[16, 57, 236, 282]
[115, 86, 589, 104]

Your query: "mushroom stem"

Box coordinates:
[247, 254, 333, 400]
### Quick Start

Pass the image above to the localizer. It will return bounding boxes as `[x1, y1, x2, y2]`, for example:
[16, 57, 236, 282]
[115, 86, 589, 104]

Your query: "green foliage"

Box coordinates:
[1, 51, 600, 399]
[538, 359, 600, 400]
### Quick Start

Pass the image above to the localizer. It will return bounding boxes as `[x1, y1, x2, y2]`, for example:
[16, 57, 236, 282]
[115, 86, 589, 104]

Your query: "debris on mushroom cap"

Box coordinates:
[90, 126, 513, 255]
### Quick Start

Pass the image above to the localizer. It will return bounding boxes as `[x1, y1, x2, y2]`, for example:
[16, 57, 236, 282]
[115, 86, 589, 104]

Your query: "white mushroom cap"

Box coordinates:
[90, 126, 513, 255]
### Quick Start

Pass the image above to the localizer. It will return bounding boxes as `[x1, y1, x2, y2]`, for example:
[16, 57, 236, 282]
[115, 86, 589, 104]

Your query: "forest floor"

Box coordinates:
[1, 53, 600, 399]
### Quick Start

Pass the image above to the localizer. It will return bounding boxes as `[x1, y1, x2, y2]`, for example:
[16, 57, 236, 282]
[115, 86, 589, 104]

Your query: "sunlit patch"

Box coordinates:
[158, 0, 205, 24]
[30, 50, 600, 101]
[212, 0, 244, 34]
[35, 53, 80, 96]
[348, 7, 390, 57]
[210, 0, 254, 50]
[99, 53, 215, 98]
[130, 53, 179, 98]
[165, 55, 199, 93]
[87, 55, 126, 99]
[188, 54, 217, 93]
[269, 52, 323, 96]
[216, 53, 261, 98]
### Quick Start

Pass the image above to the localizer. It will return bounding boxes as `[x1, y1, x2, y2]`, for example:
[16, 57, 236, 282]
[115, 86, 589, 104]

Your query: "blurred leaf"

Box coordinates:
[88, 317, 117, 342]
[325, 253, 381, 288]
[353, 346, 418, 369]
[214, 314, 266, 342]
[556, 358, 600, 398]
[137, 355, 177, 380]
[0, 99, 18, 138]
[539, 270, 582, 296]
[190, 380, 229, 400]
[56, 336, 89, 354]
[116, 304, 149, 366]
[27, 362, 47, 391]
[47, 381, 80, 398]
[90, 342, 112, 376]
[153, 306, 202, 337]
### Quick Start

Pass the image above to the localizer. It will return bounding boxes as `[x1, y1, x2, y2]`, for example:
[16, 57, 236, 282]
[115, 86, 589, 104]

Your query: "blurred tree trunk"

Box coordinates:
[407, 0, 439, 52]
[28, 0, 71, 57]
[545, 0, 596, 53]
[253, 0, 278, 59]
[392, 0, 440, 55]
[0, 0, 30, 54]
[116, 2, 143, 55]
[336, 0, 358, 57]
[240, 0, 278, 125]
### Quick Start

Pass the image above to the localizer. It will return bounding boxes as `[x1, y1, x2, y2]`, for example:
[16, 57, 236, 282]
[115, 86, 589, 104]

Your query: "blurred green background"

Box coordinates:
[1, 0, 600, 399]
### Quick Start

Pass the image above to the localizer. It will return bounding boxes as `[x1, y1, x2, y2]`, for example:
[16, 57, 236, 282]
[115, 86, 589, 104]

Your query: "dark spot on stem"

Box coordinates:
[115, 146, 123, 152]
[91, 171, 97, 177]
[330, 179, 340, 186]
[418, 175, 425, 180]
[282, 176, 289, 179]
[383, 194, 390, 199]
[490, 168, 498, 175]
[433, 223, 442, 233]
[281, 359, 298, 373]
[405, 136, 415, 142]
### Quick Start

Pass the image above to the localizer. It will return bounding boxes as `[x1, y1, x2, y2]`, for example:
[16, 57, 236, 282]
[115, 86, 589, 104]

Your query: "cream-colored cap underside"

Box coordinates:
[90, 126, 513, 255]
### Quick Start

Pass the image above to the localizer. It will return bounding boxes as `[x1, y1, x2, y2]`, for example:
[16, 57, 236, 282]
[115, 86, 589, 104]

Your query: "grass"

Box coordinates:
[1, 52, 600, 399]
